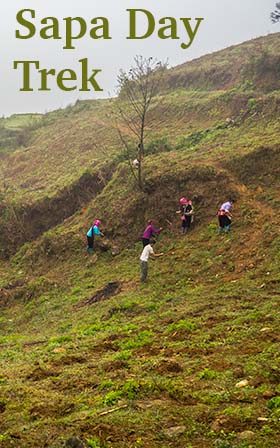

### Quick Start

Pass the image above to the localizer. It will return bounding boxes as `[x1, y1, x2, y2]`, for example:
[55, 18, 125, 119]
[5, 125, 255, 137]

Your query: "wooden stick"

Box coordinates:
[98, 404, 128, 416]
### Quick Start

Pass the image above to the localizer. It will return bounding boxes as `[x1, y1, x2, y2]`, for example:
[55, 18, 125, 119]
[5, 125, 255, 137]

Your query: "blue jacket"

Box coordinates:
[87, 225, 101, 237]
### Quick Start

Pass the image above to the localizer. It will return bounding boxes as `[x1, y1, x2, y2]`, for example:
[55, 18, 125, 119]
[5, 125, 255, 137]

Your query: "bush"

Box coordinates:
[145, 136, 172, 155]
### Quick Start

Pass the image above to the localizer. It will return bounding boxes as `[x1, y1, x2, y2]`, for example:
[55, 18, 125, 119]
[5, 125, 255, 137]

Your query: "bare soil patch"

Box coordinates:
[76, 282, 121, 308]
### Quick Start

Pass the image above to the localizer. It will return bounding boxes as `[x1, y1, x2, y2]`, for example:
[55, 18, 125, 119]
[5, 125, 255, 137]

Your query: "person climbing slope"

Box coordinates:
[177, 197, 194, 234]
[218, 199, 234, 234]
[140, 239, 163, 282]
[86, 220, 104, 253]
[142, 220, 162, 247]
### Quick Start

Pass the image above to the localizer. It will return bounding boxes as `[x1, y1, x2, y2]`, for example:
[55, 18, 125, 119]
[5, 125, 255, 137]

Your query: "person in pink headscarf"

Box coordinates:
[177, 198, 194, 234]
[86, 220, 104, 253]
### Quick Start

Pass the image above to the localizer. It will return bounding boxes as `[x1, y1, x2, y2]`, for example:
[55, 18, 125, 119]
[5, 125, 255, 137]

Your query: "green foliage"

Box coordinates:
[145, 136, 172, 155]
[167, 320, 196, 332]
[121, 330, 154, 350]
[80, 324, 103, 336]
[240, 80, 254, 92]
[100, 380, 115, 390]
[86, 437, 108, 448]
[268, 396, 280, 409]
[198, 368, 218, 380]
[103, 390, 122, 406]
[48, 335, 73, 345]
[0, 114, 43, 153]
[176, 129, 210, 150]
[113, 146, 135, 164]
[113, 135, 173, 163]
[247, 98, 258, 111]
[112, 350, 132, 361]
[122, 379, 141, 400]
[213, 441, 233, 448]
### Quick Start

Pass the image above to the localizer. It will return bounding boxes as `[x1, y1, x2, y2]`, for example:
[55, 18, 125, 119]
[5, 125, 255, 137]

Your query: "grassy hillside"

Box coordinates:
[0, 33, 280, 447]
[0, 174, 279, 447]
[0, 114, 43, 155]
[162, 33, 280, 93]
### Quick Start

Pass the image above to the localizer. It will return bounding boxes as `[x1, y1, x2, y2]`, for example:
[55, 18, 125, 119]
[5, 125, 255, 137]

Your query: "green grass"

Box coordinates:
[0, 213, 279, 447]
[0, 33, 280, 448]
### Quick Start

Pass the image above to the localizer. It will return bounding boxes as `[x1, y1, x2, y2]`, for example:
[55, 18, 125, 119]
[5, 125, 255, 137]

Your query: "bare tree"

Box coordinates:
[114, 56, 167, 190]
[271, 2, 280, 22]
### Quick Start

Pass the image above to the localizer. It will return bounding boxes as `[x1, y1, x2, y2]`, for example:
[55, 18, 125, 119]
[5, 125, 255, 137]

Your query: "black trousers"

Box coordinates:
[182, 215, 192, 228]
[218, 215, 231, 228]
[142, 238, 150, 247]
[87, 235, 94, 249]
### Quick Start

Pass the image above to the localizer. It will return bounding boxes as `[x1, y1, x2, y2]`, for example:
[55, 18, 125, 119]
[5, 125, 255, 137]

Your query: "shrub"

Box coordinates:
[198, 368, 218, 380]
[103, 390, 122, 406]
[145, 136, 172, 155]
[268, 396, 280, 409]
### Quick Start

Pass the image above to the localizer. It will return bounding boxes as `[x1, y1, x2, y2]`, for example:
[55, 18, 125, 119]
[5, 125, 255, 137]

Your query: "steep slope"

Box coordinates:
[0, 33, 279, 257]
[0, 33, 279, 448]
[0, 155, 279, 447]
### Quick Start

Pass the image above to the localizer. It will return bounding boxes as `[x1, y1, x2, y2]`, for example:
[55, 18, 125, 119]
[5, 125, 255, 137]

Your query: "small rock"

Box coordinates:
[263, 390, 275, 399]
[211, 416, 228, 432]
[53, 347, 66, 354]
[235, 379, 249, 388]
[238, 430, 255, 440]
[211, 421, 220, 432]
[99, 242, 110, 252]
[260, 327, 272, 332]
[111, 246, 121, 256]
[233, 367, 244, 378]
[65, 437, 86, 448]
[163, 426, 186, 439]
[257, 417, 269, 422]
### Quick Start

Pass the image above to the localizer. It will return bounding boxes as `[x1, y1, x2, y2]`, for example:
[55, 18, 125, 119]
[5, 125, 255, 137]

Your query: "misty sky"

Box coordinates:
[0, 0, 278, 116]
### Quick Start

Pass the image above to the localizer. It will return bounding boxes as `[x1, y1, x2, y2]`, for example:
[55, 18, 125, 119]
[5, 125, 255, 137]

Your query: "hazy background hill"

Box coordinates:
[0, 33, 279, 448]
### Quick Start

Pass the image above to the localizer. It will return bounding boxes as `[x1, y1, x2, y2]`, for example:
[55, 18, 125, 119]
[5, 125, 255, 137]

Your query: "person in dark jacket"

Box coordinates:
[177, 198, 194, 234]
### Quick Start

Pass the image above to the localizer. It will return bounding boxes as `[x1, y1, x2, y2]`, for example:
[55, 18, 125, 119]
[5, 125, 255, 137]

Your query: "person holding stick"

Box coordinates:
[139, 239, 163, 282]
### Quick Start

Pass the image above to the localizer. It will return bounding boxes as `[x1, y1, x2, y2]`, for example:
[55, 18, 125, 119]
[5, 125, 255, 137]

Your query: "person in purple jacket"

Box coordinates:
[142, 220, 162, 247]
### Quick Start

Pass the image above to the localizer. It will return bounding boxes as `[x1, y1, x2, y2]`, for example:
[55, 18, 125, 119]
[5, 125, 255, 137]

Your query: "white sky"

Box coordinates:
[0, 0, 278, 116]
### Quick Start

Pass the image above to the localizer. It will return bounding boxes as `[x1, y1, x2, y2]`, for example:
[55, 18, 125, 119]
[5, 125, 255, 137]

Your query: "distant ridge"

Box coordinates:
[161, 32, 280, 92]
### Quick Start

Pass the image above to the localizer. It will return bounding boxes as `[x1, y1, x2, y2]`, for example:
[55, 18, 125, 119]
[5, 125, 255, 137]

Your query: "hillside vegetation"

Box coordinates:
[0, 33, 279, 448]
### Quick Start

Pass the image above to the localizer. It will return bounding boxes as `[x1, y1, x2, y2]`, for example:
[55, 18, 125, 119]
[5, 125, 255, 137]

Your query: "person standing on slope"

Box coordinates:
[142, 220, 162, 247]
[218, 199, 234, 234]
[87, 220, 104, 253]
[177, 197, 194, 234]
[140, 239, 163, 282]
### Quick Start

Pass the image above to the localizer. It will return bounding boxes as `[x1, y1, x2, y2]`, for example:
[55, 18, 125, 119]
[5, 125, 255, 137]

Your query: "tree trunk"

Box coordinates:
[137, 145, 143, 190]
